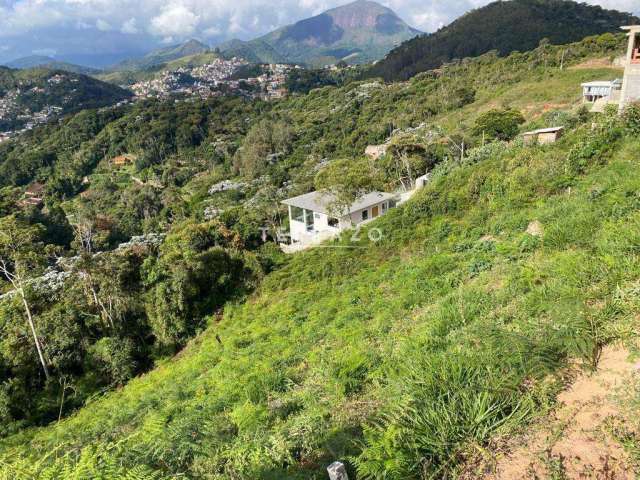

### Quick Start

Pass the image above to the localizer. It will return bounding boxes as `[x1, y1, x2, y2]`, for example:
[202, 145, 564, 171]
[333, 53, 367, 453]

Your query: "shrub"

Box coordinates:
[87, 337, 136, 386]
[622, 102, 640, 135]
[472, 108, 525, 142]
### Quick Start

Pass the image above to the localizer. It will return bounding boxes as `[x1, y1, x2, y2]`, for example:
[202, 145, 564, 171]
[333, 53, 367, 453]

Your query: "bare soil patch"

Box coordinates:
[477, 345, 639, 479]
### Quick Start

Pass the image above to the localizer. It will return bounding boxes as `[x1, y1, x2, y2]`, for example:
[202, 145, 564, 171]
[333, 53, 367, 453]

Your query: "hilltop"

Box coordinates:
[220, 0, 420, 66]
[110, 39, 211, 72]
[3, 56, 101, 76]
[1, 32, 639, 479]
[367, 0, 639, 81]
[0, 67, 131, 131]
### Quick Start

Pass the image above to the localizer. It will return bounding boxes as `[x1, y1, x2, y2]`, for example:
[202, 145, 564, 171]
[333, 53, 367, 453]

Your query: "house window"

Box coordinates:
[361, 210, 369, 221]
[305, 209, 314, 231]
[291, 206, 304, 222]
[381, 202, 387, 213]
[328, 217, 339, 228]
[388, 199, 396, 209]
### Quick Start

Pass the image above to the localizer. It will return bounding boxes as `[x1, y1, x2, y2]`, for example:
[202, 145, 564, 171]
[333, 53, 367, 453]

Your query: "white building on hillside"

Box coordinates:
[281, 190, 396, 251]
[620, 25, 640, 110]
[581, 80, 622, 112]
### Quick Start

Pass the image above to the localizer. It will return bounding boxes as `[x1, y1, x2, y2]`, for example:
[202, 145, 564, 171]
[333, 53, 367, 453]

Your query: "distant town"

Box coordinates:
[129, 59, 298, 101]
[0, 59, 302, 144]
[0, 74, 73, 142]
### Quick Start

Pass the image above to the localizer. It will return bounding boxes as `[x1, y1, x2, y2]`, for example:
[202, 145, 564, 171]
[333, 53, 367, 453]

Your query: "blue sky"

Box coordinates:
[0, 0, 638, 66]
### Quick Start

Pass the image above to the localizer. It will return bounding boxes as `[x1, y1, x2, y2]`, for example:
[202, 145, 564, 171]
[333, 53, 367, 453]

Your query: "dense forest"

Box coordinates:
[1, 27, 640, 478]
[366, 0, 639, 81]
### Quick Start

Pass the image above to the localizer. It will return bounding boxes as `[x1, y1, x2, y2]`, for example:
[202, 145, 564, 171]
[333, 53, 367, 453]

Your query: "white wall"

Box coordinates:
[341, 200, 391, 228]
[287, 200, 393, 248]
[288, 207, 340, 245]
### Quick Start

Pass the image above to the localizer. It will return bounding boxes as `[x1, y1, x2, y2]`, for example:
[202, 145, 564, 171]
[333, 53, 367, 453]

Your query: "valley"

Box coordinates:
[1, 1, 640, 479]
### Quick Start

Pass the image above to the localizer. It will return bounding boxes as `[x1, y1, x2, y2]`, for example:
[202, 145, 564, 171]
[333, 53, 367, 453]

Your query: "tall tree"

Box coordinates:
[0, 216, 50, 380]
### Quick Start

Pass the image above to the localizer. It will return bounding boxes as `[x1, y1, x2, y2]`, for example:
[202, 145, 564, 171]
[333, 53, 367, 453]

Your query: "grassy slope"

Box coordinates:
[1, 58, 639, 479]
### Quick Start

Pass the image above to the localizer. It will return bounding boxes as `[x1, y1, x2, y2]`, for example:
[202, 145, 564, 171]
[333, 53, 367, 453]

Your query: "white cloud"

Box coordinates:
[0, 0, 637, 61]
[121, 17, 138, 34]
[203, 26, 221, 36]
[96, 18, 112, 31]
[150, 4, 200, 37]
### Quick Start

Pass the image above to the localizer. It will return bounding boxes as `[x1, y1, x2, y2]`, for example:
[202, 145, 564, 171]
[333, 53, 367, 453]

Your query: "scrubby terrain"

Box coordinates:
[1, 32, 640, 480]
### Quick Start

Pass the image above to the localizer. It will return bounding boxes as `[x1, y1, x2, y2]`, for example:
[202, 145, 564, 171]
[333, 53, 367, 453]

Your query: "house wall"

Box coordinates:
[583, 86, 612, 100]
[538, 132, 560, 144]
[289, 219, 309, 243]
[621, 30, 640, 109]
[342, 200, 392, 228]
[288, 207, 340, 245]
[287, 199, 394, 247]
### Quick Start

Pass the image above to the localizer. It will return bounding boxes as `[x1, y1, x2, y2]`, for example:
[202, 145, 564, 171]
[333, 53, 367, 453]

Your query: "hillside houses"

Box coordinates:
[19, 182, 45, 208]
[129, 60, 297, 101]
[110, 153, 137, 167]
[583, 25, 640, 112]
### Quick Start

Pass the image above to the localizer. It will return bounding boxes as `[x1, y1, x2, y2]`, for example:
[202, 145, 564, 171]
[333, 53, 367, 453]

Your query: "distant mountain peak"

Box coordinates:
[219, 0, 419, 67]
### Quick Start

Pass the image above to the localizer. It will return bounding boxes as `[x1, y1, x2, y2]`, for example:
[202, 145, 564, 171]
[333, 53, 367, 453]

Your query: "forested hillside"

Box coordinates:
[110, 40, 212, 72]
[367, 0, 638, 81]
[0, 68, 131, 130]
[1, 31, 640, 478]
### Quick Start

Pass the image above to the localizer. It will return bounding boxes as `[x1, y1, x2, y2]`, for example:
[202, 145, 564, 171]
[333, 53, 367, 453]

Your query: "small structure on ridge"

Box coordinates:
[522, 126, 564, 145]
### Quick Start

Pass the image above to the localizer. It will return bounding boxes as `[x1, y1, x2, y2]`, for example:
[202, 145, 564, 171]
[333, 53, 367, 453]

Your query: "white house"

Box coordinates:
[581, 79, 622, 112]
[281, 190, 396, 250]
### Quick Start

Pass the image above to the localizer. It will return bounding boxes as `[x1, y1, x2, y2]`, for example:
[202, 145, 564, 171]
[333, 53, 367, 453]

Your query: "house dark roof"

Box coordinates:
[25, 182, 45, 196]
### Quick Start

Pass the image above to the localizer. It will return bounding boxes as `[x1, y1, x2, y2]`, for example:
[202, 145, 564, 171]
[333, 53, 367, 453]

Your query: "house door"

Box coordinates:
[371, 205, 379, 218]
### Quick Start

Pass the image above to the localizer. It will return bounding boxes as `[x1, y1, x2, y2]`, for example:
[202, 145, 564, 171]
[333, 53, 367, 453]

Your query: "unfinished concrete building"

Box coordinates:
[620, 25, 640, 110]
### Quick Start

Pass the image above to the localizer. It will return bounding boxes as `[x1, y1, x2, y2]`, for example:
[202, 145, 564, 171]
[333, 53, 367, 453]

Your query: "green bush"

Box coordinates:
[472, 108, 525, 142]
[87, 337, 137, 386]
[622, 101, 640, 135]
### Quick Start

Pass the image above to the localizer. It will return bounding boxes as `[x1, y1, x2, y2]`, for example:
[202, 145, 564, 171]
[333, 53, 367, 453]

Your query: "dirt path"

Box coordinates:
[484, 346, 639, 479]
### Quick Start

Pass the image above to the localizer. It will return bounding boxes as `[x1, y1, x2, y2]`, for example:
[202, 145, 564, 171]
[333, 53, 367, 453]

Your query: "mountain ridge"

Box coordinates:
[219, 0, 420, 66]
[3, 55, 101, 75]
[367, 0, 640, 81]
[110, 39, 211, 71]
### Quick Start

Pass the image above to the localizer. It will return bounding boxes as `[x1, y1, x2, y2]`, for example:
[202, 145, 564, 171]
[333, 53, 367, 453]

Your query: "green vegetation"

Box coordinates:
[109, 40, 211, 72]
[2, 104, 640, 479]
[97, 51, 225, 86]
[472, 108, 526, 141]
[367, 0, 638, 81]
[0, 67, 131, 130]
[0, 30, 639, 479]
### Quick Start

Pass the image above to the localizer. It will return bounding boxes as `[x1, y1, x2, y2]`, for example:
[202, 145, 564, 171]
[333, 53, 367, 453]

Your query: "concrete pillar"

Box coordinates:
[620, 26, 640, 111]
[327, 461, 349, 480]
